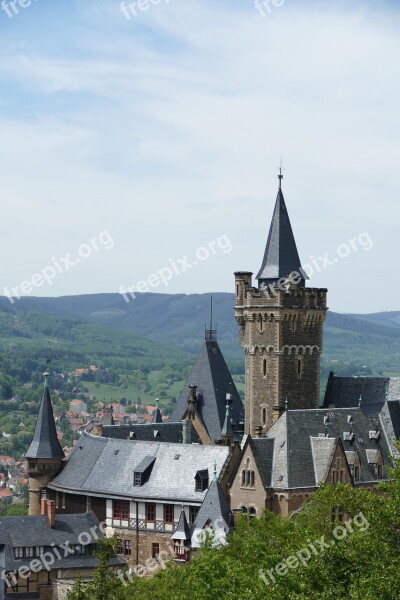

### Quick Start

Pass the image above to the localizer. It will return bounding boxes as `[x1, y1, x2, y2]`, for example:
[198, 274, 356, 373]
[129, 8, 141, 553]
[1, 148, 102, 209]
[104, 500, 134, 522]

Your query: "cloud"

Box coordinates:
[0, 0, 399, 311]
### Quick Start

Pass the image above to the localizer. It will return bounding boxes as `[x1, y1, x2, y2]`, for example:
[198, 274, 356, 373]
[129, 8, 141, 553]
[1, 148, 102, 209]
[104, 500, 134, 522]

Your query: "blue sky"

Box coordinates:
[0, 0, 399, 312]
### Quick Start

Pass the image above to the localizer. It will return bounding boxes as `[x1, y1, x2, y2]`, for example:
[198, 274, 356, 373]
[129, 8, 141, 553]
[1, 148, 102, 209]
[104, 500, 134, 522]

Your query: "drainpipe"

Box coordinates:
[136, 500, 139, 566]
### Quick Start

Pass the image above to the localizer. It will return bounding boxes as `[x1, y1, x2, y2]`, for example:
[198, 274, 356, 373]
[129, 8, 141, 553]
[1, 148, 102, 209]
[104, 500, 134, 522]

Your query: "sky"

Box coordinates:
[0, 0, 399, 314]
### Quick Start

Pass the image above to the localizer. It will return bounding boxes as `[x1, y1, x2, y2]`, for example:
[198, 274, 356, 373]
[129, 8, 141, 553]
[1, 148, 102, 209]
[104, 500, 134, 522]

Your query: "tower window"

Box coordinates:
[263, 359, 267, 377]
[236, 284, 239, 297]
[262, 408, 267, 426]
[297, 359, 303, 379]
[260, 316, 263, 332]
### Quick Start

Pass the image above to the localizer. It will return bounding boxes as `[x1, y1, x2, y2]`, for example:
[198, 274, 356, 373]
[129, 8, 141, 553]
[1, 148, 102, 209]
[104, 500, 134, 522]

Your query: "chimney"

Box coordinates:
[47, 500, 56, 528]
[182, 420, 192, 445]
[40, 497, 48, 518]
[254, 425, 263, 439]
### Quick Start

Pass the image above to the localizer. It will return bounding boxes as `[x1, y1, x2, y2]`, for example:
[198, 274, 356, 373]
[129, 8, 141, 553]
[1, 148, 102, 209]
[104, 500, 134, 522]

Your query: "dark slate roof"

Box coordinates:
[168, 338, 244, 442]
[256, 187, 307, 285]
[102, 422, 201, 444]
[323, 372, 391, 408]
[0, 512, 124, 573]
[251, 438, 275, 488]
[48, 432, 230, 503]
[191, 479, 234, 548]
[25, 385, 64, 460]
[171, 508, 191, 541]
[152, 407, 163, 423]
[266, 408, 392, 489]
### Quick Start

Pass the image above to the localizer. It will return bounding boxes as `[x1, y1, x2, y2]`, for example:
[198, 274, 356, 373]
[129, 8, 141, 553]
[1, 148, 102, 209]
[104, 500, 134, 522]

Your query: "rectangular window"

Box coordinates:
[14, 547, 24, 559]
[25, 548, 34, 558]
[35, 547, 44, 557]
[125, 540, 132, 556]
[134, 473, 142, 486]
[164, 504, 174, 524]
[189, 506, 199, 525]
[117, 539, 124, 555]
[146, 503, 156, 522]
[113, 500, 130, 520]
[152, 543, 160, 558]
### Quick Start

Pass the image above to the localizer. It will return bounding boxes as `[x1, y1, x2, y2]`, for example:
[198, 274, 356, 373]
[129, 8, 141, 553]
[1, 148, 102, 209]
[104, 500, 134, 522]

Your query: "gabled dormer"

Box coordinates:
[195, 469, 209, 492]
[133, 456, 156, 487]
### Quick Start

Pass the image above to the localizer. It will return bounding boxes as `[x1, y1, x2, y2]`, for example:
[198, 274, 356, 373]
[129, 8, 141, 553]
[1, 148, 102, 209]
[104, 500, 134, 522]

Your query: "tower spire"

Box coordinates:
[256, 174, 307, 287]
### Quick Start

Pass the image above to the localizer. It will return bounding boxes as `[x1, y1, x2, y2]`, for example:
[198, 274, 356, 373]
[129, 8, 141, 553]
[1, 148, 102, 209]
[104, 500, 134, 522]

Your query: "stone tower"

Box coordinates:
[25, 372, 64, 515]
[234, 175, 327, 435]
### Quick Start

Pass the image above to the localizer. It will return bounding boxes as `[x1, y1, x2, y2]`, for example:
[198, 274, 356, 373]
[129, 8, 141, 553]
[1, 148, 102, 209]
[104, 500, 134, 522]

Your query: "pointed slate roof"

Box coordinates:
[25, 384, 64, 460]
[191, 479, 234, 548]
[152, 407, 163, 424]
[221, 404, 234, 439]
[256, 187, 307, 286]
[171, 507, 191, 541]
[168, 336, 244, 442]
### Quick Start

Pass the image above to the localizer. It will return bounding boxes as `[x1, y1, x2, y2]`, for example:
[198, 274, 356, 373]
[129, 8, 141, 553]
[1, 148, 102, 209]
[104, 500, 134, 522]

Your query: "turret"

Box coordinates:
[25, 371, 64, 515]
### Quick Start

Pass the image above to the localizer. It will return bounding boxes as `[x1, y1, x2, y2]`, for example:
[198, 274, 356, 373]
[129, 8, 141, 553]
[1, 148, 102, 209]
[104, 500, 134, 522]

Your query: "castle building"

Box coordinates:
[46, 430, 239, 567]
[20, 173, 400, 595]
[234, 174, 327, 435]
[228, 406, 391, 518]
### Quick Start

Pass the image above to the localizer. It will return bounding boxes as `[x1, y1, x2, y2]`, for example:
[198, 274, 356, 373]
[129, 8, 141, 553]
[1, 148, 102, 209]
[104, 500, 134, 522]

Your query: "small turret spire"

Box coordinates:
[213, 461, 218, 482]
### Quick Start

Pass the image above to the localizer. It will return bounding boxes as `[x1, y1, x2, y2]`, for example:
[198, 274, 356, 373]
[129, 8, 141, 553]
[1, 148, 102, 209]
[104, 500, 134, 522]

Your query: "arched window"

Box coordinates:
[262, 408, 267, 427]
[236, 284, 239, 298]
[260, 316, 263, 332]
[263, 359, 267, 377]
[241, 470, 246, 486]
[297, 359, 302, 379]
[250, 471, 255, 487]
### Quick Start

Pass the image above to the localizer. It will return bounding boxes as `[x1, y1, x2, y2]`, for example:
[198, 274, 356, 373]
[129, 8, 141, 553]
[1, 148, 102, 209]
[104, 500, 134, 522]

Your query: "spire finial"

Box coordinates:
[385, 383, 389, 401]
[205, 295, 216, 341]
[278, 158, 283, 189]
[285, 396, 288, 412]
[43, 359, 51, 388]
[155, 388, 159, 408]
[213, 461, 218, 482]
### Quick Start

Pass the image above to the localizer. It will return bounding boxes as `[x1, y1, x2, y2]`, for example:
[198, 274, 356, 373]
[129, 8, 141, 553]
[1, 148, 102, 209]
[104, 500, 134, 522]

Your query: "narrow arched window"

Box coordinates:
[262, 408, 267, 426]
[297, 359, 302, 379]
[250, 471, 255, 487]
[260, 316, 263, 332]
[263, 359, 267, 377]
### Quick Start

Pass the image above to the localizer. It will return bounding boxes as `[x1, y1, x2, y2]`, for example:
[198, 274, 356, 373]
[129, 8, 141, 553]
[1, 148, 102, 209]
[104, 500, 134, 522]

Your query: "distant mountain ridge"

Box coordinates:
[1, 293, 399, 374]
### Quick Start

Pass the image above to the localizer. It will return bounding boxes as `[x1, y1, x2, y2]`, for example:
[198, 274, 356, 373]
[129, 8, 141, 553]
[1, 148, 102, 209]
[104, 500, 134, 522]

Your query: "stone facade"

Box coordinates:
[234, 271, 327, 435]
[27, 458, 64, 516]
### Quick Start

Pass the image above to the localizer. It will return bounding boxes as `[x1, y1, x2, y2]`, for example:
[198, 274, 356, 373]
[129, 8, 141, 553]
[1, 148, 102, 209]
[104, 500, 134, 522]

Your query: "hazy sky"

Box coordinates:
[0, 0, 399, 313]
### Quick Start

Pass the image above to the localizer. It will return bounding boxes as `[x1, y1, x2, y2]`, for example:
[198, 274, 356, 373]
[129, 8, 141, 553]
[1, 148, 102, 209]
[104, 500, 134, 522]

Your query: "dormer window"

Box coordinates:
[195, 469, 209, 492]
[366, 449, 384, 479]
[133, 456, 156, 487]
[346, 451, 360, 481]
